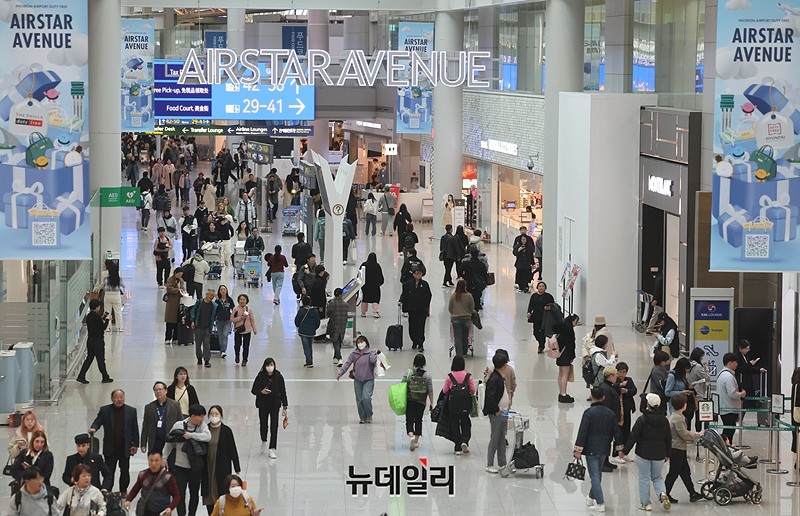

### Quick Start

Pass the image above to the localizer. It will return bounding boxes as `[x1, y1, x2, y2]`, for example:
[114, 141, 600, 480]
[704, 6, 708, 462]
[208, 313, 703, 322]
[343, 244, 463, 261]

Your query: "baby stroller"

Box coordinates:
[697, 429, 762, 505]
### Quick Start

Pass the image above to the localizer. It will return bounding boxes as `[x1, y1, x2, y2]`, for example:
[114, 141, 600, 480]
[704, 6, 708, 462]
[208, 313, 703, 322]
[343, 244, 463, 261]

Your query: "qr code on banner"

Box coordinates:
[31, 221, 58, 247]
[744, 233, 770, 259]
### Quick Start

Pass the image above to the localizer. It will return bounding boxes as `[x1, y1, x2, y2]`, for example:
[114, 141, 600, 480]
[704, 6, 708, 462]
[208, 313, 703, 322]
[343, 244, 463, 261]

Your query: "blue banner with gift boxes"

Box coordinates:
[121, 19, 155, 133]
[711, 1, 800, 271]
[0, 1, 90, 259]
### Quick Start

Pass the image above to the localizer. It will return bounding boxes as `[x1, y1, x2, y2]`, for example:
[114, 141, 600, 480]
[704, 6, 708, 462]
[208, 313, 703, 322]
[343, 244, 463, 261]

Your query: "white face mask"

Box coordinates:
[266, 366, 275, 373]
[209, 416, 221, 425]
[229, 486, 243, 498]
[357, 342, 367, 350]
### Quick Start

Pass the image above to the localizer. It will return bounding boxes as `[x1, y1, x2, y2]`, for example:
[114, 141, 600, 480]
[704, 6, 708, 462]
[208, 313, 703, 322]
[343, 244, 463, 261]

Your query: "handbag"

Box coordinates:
[751, 144, 778, 180]
[567, 364, 575, 382]
[545, 335, 562, 359]
[25, 131, 54, 167]
[638, 376, 652, 413]
[348, 353, 366, 380]
[471, 310, 483, 330]
[388, 375, 409, 416]
[2, 455, 13, 476]
[162, 292, 169, 302]
[485, 272, 495, 286]
[565, 458, 586, 480]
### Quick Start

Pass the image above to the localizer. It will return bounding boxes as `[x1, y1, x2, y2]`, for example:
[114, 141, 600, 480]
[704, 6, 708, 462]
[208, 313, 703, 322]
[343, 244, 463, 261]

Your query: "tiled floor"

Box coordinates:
[5, 180, 800, 515]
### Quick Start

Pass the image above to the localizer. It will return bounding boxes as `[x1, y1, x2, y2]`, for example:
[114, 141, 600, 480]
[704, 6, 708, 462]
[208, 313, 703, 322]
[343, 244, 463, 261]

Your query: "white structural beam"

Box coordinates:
[121, 0, 508, 11]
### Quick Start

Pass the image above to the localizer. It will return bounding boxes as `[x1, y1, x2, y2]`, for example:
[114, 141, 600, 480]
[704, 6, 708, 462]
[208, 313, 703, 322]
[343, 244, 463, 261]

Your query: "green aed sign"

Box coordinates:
[100, 187, 140, 207]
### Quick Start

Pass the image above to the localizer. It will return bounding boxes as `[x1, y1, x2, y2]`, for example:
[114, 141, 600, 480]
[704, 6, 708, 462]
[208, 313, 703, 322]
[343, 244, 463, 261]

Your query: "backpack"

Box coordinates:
[182, 261, 196, 284]
[447, 373, 472, 414]
[403, 233, 416, 250]
[407, 369, 428, 404]
[581, 351, 603, 386]
[14, 485, 56, 513]
[291, 271, 302, 295]
[218, 492, 253, 515]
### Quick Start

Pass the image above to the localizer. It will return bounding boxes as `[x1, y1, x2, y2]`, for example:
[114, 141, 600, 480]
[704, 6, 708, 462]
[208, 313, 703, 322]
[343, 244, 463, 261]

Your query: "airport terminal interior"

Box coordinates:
[1, 1, 800, 515]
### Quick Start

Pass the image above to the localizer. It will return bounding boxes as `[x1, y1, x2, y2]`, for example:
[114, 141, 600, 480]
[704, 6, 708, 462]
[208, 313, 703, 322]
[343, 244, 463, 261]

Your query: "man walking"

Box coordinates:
[574, 387, 624, 512]
[326, 288, 349, 366]
[440, 224, 458, 287]
[266, 170, 283, 221]
[400, 267, 432, 352]
[291, 232, 312, 268]
[62, 433, 112, 490]
[236, 192, 255, 228]
[190, 289, 219, 368]
[76, 300, 114, 384]
[89, 389, 139, 495]
[162, 404, 211, 516]
[377, 186, 396, 236]
[717, 352, 747, 442]
[141, 382, 182, 455]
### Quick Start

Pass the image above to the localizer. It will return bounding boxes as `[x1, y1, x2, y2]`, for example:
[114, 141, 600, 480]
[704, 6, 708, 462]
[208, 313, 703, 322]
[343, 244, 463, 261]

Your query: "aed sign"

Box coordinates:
[648, 175, 674, 197]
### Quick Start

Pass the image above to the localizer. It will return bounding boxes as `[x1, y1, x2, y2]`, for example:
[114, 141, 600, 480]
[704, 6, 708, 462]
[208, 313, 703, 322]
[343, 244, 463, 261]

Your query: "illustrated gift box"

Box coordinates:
[3, 180, 43, 228]
[0, 162, 88, 211]
[744, 82, 800, 135]
[758, 193, 798, 242]
[717, 204, 749, 248]
[741, 218, 773, 261]
[54, 191, 85, 235]
[712, 171, 800, 220]
[27, 206, 61, 248]
[0, 68, 62, 121]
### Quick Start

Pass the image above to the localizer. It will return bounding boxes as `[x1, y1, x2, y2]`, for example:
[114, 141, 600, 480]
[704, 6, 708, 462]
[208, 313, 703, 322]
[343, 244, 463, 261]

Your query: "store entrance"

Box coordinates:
[641, 204, 680, 324]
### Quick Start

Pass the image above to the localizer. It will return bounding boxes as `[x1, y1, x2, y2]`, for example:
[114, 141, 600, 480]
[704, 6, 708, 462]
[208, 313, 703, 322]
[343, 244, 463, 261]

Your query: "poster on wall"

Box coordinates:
[710, 0, 800, 271]
[395, 22, 434, 135]
[121, 19, 154, 132]
[0, 1, 90, 259]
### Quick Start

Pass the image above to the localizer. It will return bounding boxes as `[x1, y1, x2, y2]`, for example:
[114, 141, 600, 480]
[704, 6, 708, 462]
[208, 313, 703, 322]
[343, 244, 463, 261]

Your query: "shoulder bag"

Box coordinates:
[348, 353, 367, 380]
[638, 376, 652, 413]
[136, 469, 167, 516]
[2, 454, 13, 476]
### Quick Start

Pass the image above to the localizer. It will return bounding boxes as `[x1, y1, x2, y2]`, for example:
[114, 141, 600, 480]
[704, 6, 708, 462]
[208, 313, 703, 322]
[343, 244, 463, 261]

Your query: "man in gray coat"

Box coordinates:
[141, 381, 182, 455]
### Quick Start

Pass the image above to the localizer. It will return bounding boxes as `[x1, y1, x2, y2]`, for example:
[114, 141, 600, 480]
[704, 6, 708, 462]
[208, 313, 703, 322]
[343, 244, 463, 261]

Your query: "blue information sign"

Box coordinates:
[153, 60, 315, 121]
[205, 31, 227, 49]
[282, 26, 307, 55]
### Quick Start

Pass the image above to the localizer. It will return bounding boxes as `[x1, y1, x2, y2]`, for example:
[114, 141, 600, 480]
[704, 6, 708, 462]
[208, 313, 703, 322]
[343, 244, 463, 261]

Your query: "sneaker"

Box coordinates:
[563, 394, 575, 403]
[260, 442, 267, 454]
[389, 232, 393, 236]
[241, 360, 247, 366]
[689, 493, 704, 503]
[165, 340, 171, 345]
[485, 466, 499, 474]
[273, 299, 280, 305]
[205, 362, 211, 368]
[235, 355, 240, 364]
[454, 450, 463, 455]
[101, 377, 114, 383]
[220, 352, 227, 359]
[659, 492, 671, 511]
[639, 504, 653, 511]
[304, 364, 314, 368]
[197, 359, 202, 365]
[337, 359, 343, 366]
[558, 394, 572, 403]
[609, 456, 626, 466]
[171, 340, 178, 346]
[667, 494, 678, 504]
[268, 449, 277, 459]
[359, 420, 365, 424]
[442, 284, 449, 288]
[366, 417, 372, 423]
[361, 312, 367, 317]
[461, 443, 470, 454]
[402, 312, 408, 317]
[418, 347, 425, 353]
[373, 312, 380, 318]
[76, 377, 89, 384]
[334, 358, 340, 363]
[409, 436, 416, 451]
[586, 495, 595, 507]
[591, 504, 605, 513]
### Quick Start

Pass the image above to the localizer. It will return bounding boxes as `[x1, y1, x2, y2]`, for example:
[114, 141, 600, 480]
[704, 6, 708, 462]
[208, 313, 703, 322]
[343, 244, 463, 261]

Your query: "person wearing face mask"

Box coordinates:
[202, 406, 241, 514]
[251, 358, 288, 459]
[337, 336, 380, 424]
[210, 474, 261, 516]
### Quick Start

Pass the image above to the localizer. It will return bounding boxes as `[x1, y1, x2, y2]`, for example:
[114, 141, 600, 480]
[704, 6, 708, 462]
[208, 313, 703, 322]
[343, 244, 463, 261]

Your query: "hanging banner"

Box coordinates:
[282, 26, 307, 56]
[205, 31, 227, 50]
[121, 19, 154, 132]
[395, 22, 434, 134]
[710, 1, 800, 271]
[0, 1, 90, 259]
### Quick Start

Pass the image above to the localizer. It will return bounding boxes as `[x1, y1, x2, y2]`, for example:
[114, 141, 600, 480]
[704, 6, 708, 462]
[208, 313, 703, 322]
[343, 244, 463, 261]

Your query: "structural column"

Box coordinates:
[432, 3, 465, 240]
[604, 0, 633, 93]
[343, 15, 370, 52]
[307, 10, 330, 161]
[89, 0, 122, 257]
[477, 7, 498, 89]
[226, 8, 246, 150]
[542, 0, 584, 284]
[518, 10, 544, 94]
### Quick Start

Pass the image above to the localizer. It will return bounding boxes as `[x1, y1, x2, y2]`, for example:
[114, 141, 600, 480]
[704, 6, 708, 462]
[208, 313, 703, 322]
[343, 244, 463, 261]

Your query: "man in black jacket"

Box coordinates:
[76, 300, 113, 384]
[399, 248, 426, 286]
[598, 367, 622, 472]
[137, 171, 154, 196]
[291, 232, 312, 268]
[89, 389, 139, 494]
[439, 224, 458, 288]
[62, 433, 112, 490]
[399, 267, 432, 352]
[245, 227, 265, 257]
[574, 387, 624, 512]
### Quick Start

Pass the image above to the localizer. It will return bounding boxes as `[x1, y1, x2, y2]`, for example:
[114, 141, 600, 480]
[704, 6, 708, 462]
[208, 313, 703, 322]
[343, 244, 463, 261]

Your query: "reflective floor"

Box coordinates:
[5, 180, 800, 515]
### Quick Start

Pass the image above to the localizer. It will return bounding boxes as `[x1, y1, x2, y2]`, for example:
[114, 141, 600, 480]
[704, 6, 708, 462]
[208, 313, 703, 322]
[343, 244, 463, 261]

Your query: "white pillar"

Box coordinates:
[518, 10, 545, 93]
[225, 8, 246, 149]
[432, 4, 464, 240]
[542, 0, 584, 284]
[89, 0, 122, 257]
[307, 10, 330, 161]
[477, 7, 497, 89]
[604, 0, 633, 93]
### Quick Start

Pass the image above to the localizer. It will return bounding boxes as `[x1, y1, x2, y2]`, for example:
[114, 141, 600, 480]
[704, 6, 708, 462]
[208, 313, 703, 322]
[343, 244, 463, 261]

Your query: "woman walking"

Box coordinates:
[363, 193, 378, 236]
[216, 285, 235, 358]
[267, 245, 289, 305]
[393, 204, 412, 254]
[664, 394, 704, 504]
[513, 235, 535, 293]
[166, 366, 200, 417]
[230, 294, 257, 366]
[57, 464, 107, 515]
[527, 281, 555, 354]
[442, 355, 476, 455]
[203, 405, 242, 513]
[295, 296, 321, 368]
[94, 260, 126, 331]
[7, 410, 46, 460]
[210, 474, 261, 516]
[337, 335, 379, 424]
[448, 279, 475, 358]
[622, 393, 672, 511]
[553, 314, 579, 404]
[163, 268, 185, 346]
[359, 252, 384, 317]
[462, 246, 488, 310]
[202, 179, 216, 212]
[251, 358, 288, 459]
[402, 354, 434, 451]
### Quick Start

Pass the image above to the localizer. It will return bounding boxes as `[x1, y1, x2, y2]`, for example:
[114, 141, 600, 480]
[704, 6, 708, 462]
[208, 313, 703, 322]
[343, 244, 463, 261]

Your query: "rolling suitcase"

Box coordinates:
[756, 370, 770, 427]
[210, 330, 220, 352]
[177, 305, 194, 346]
[385, 307, 403, 351]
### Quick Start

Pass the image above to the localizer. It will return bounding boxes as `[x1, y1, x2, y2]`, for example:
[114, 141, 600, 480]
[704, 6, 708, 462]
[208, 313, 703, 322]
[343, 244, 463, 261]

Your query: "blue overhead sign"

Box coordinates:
[268, 125, 315, 137]
[153, 59, 315, 121]
[205, 31, 227, 49]
[282, 26, 307, 55]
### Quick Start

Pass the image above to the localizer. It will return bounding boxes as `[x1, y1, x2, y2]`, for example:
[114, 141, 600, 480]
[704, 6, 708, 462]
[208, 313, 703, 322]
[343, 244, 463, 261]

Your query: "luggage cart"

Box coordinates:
[632, 290, 653, 333]
[243, 257, 262, 287]
[234, 241, 247, 279]
[202, 243, 223, 280]
[448, 323, 474, 357]
[500, 411, 544, 478]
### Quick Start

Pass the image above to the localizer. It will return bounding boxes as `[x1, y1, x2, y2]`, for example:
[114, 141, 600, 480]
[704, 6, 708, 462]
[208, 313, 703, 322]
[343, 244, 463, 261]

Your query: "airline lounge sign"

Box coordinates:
[177, 49, 492, 88]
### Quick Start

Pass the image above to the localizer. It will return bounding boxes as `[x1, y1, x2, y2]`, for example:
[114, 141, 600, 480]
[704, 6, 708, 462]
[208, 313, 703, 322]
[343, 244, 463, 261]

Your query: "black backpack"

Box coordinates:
[182, 261, 196, 284]
[15, 484, 57, 513]
[582, 351, 603, 385]
[447, 373, 472, 414]
[403, 233, 416, 250]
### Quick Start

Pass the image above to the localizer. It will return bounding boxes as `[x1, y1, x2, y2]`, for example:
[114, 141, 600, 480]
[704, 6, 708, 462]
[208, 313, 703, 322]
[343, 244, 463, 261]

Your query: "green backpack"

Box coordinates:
[408, 369, 428, 404]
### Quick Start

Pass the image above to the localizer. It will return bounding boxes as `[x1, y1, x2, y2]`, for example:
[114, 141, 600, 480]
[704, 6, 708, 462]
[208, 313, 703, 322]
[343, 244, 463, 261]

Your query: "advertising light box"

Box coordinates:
[153, 60, 314, 121]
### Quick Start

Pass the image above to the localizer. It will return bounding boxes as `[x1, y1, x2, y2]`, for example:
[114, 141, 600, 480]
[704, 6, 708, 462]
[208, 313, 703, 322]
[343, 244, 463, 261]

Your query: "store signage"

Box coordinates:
[355, 120, 382, 129]
[177, 48, 492, 88]
[153, 59, 315, 121]
[246, 141, 273, 165]
[383, 143, 398, 156]
[691, 298, 732, 381]
[480, 139, 518, 156]
[152, 124, 313, 137]
[647, 175, 674, 197]
[100, 187, 140, 207]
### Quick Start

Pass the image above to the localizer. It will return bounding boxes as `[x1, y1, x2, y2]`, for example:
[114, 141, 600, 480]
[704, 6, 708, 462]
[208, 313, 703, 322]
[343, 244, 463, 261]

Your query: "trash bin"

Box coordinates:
[0, 350, 19, 416]
[9, 342, 35, 410]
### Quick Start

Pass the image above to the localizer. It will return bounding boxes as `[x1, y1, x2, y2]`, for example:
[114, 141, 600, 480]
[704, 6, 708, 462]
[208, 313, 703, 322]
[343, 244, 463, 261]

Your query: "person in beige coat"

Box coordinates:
[582, 314, 615, 359]
[163, 268, 186, 346]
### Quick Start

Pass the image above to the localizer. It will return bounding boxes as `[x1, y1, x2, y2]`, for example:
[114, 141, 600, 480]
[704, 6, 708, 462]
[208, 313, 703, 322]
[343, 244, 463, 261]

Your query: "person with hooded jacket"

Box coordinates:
[462, 246, 488, 310]
[251, 358, 288, 458]
[393, 204, 412, 253]
[623, 393, 673, 512]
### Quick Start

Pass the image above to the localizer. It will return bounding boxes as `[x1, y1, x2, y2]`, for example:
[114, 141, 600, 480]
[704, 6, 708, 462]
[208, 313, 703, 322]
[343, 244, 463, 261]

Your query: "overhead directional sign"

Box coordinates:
[153, 59, 315, 121]
[153, 124, 313, 137]
[268, 125, 314, 137]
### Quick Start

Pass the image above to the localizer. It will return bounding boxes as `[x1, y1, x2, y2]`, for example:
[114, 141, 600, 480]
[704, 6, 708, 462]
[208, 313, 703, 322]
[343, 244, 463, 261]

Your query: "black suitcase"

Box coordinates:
[210, 331, 220, 352]
[177, 306, 194, 345]
[385, 308, 403, 351]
